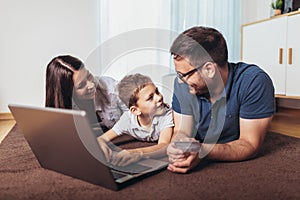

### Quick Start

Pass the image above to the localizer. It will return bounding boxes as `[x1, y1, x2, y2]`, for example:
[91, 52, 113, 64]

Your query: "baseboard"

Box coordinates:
[0, 113, 14, 120]
[276, 97, 300, 110]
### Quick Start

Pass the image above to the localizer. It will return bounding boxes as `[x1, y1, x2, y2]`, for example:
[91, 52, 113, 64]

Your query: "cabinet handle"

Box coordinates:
[279, 48, 283, 64]
[288, 48, 292, 65]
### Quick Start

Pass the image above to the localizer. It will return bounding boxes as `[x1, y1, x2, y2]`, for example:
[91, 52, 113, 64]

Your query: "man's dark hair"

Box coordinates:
[170, 26, 228, 68]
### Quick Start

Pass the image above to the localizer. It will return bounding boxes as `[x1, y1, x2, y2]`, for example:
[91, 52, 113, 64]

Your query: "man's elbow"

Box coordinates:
[242, 144, 261, 161]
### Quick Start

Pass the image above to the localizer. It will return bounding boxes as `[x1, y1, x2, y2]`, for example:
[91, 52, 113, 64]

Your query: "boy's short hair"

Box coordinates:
[117, 73, 153, 108]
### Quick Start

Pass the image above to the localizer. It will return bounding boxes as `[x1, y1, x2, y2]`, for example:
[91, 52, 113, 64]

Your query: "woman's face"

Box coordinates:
[72, 68, 96, 100]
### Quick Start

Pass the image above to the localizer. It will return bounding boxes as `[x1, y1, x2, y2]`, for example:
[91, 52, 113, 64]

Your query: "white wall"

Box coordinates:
[241, 0, 273, 25]
[0, 0, 274, 112]
[0, 0, 100, 112]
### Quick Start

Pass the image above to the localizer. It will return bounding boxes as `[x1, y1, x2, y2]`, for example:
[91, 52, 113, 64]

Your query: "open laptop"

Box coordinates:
[8, 104, 168, 191]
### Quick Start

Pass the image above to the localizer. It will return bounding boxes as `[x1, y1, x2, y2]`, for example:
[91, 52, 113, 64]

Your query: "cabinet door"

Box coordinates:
[242, 17, 288, 94]
[286, 14, 300, 96]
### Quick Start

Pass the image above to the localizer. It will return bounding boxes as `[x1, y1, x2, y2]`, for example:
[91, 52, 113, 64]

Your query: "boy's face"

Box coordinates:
[134, 83, 166, 117]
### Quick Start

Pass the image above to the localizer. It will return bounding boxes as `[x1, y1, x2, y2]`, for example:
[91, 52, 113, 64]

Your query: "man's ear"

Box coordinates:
[202, 62, 216, 79]
[129, 106, 141, 116]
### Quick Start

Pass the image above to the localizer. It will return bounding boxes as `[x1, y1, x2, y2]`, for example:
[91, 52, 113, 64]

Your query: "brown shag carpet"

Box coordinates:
[0, 125, 299, 200]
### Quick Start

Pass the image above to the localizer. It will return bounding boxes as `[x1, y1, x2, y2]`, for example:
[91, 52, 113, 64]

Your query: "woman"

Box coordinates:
[45, 55, 127, 135]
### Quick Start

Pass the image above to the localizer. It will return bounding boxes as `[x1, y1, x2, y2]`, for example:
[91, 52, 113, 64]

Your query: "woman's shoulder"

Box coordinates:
[96, 76, 118, 92]
[96, 76, 117, 85]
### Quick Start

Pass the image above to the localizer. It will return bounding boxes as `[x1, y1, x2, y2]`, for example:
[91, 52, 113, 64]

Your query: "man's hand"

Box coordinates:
[167, 135, 202, 173]
[167, 151, 201, 173]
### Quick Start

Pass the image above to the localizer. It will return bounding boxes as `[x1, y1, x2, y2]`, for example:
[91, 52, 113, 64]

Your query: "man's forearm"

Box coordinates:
[202, 139, 259, 161]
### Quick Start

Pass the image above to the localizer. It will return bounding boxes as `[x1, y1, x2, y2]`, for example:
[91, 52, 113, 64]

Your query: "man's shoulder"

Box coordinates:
[230, 62, 272, 86]
[231, 62, 266, 76]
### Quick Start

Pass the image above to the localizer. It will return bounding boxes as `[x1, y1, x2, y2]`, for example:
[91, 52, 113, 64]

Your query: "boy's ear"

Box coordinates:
[129, 106, 141, 116]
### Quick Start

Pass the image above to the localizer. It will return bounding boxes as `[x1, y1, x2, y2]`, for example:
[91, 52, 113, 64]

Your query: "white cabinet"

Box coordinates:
[242, 13, 300, 96]
[285, 14, 300, 96]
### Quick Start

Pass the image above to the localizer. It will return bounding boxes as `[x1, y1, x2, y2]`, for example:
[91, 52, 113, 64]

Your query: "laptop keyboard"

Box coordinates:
[110, 163, 152, 175]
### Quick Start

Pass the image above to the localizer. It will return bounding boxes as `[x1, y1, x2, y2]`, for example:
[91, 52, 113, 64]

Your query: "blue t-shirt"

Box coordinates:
[172, 62, 275, 143]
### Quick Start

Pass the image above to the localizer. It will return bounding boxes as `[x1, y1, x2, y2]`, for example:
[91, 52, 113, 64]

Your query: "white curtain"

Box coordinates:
[95, 0, 172, 80]
[96, 0, 241, 79]
[171, 0, 242, 62]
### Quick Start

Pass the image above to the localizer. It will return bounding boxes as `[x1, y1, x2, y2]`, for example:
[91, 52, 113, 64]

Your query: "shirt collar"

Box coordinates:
[130, 113, 140, 129]
[130, 112, 158, 129]
[213, 63, 233, 102]
[224, 62, 234, 100]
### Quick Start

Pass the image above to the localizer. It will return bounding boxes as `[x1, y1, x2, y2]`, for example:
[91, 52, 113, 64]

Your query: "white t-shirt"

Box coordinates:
[112, 107, 174, 142]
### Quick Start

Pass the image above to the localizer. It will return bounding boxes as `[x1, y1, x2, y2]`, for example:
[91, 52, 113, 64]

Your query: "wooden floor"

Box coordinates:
[0, 119, 16, 143]
[0, 108, 299, 144]
[269, 108, 300, 138]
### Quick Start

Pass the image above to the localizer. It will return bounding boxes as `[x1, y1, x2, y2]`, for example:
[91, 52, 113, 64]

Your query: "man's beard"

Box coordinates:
[189, 83, 209, 97]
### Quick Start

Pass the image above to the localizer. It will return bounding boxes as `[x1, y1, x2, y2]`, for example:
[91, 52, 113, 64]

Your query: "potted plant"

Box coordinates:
[271, 0, 283, 16]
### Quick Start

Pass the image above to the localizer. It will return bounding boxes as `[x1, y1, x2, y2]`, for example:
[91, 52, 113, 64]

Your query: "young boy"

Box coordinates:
[97, 73, 174, 166]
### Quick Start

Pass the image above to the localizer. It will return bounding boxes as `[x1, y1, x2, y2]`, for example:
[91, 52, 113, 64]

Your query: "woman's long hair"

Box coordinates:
[45, 55, 110, 112]
[45, 55, 84, 108]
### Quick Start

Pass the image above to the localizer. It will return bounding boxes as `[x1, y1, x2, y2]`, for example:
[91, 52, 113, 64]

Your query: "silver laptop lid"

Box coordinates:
[8, 104, 119, 190]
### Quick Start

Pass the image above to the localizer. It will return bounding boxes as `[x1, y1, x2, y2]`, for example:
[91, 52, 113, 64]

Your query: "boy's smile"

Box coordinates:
[135, 83, 166, 117]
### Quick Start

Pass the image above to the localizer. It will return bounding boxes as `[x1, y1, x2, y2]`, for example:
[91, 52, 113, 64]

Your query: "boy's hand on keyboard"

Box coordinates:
[97, 137, 113, 162]
[111, 150, 143, 166]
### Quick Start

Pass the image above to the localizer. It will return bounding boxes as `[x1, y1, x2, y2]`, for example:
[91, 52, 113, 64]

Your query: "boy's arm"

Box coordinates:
[127, 126, 174, 158]
[104, 128, 174, 166]
[97, 129, 119, 161]
[98, 129, 119, 142]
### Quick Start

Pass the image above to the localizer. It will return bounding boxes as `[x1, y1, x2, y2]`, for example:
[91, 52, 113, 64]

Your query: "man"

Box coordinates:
[167, 26, 275, 173]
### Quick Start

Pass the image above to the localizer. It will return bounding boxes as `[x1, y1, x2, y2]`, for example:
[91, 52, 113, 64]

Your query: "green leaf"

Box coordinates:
[271, 0, 283, 9]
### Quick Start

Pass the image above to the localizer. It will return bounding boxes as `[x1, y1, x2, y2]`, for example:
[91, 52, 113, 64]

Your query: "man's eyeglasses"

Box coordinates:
[176, 63, 205, 83]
